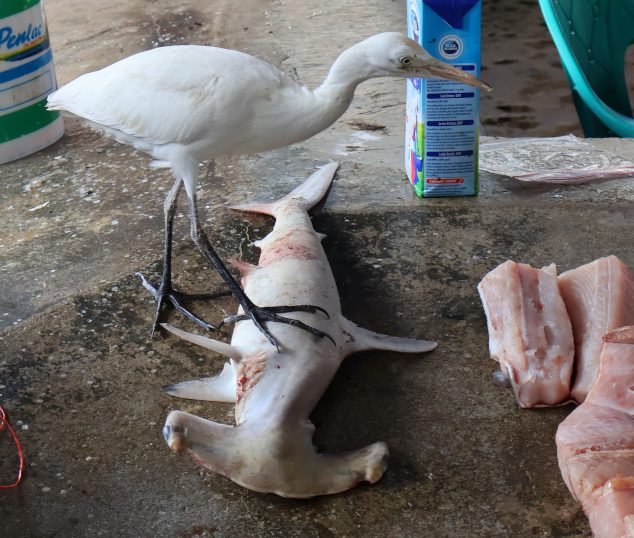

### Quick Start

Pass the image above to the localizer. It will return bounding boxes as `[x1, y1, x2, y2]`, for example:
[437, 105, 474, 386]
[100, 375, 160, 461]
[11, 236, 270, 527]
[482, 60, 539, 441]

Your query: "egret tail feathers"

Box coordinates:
[230, 162, 339, 217]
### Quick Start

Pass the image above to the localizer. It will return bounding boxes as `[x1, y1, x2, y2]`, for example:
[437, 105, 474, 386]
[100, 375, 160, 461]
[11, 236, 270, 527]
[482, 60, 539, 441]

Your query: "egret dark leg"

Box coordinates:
[155, 177, 183, 318]
[187, 193, 333, 350]
[137, 177, 221, 332]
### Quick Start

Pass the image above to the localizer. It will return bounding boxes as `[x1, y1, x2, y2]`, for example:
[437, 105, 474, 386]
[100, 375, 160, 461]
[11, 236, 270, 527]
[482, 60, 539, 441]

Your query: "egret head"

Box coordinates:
[359, 32, 492, 91]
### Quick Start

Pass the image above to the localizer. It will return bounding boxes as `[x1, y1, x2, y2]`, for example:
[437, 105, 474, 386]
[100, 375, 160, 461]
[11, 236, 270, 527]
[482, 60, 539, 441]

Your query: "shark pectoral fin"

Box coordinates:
[340, 317, 437, 355]
[163, 362, 236, 402]
[160, 323, 245, 361]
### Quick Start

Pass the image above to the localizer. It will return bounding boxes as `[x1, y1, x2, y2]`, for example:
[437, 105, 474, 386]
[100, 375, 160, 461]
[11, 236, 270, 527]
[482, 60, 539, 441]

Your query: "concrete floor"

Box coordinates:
[2, 0, 634, 537]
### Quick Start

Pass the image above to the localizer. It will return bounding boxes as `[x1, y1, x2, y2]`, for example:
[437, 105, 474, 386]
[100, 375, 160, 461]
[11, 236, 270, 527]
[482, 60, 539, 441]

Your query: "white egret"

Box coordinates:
[47, 31, 491, 348]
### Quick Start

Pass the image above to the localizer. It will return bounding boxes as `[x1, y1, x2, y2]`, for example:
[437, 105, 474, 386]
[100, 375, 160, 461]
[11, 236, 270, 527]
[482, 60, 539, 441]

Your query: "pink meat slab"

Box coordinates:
[556, 326, 634, 538]
[558, 256, 634, 403]
[478, 260, 574, 408]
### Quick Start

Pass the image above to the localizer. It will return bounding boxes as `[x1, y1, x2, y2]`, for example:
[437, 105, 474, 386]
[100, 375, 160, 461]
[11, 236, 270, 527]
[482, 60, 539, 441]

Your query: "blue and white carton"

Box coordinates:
[405, 0, 482, 196]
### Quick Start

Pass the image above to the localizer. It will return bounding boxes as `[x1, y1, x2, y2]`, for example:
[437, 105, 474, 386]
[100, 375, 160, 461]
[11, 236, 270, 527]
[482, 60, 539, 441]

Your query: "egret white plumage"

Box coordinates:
[47, 32, 491, 348]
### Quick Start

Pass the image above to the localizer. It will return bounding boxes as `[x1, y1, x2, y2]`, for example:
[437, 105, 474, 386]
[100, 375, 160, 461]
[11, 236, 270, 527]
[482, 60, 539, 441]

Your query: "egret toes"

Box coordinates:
[136, 272, 332, 347]
[135, 272, 221, 332]
[219, 304, 336, 349]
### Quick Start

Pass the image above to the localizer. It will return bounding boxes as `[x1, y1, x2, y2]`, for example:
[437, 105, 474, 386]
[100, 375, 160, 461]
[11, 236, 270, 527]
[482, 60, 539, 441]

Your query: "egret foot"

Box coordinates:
[136, 272, 227, 332]
[219, 304, 335, 349]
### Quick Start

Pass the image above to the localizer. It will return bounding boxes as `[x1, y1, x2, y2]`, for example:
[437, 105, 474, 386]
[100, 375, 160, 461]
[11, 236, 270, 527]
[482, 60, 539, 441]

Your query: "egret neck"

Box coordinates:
[258, 49, 368, 151]
[312, 42, 375, 123]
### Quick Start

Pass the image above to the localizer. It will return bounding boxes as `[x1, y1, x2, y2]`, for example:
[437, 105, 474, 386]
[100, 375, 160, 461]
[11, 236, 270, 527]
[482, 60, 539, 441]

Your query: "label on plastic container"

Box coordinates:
[0, 0, 61, 149]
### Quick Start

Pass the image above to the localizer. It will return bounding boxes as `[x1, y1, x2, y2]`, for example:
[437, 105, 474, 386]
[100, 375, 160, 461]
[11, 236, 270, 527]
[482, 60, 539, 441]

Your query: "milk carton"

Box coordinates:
[405, 0, 482, 197]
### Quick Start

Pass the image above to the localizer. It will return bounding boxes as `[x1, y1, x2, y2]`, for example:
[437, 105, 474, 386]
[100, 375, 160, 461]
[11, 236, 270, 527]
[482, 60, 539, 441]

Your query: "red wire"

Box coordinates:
[0, 405, 24, 489]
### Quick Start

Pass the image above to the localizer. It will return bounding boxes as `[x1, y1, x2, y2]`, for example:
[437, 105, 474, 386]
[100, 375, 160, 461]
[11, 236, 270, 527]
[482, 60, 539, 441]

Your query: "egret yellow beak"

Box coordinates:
[408, 57, 492, 92]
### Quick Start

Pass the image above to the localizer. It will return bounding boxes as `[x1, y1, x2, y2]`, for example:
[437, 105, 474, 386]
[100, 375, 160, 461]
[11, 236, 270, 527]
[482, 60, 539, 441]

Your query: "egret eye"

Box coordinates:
[400, 56, 412, 66]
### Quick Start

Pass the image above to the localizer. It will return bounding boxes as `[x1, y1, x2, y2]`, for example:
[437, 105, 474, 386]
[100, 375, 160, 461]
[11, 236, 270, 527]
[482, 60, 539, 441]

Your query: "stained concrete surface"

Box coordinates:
[2, 0, 634, 537]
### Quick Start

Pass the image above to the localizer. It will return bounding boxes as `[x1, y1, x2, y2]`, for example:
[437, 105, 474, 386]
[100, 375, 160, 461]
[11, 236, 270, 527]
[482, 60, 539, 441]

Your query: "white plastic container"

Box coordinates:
[0, 0, 64, 164]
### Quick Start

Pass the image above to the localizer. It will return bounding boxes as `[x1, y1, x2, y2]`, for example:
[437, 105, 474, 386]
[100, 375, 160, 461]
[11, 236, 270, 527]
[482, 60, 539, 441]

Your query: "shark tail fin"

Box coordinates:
[230, 162, 339, 217]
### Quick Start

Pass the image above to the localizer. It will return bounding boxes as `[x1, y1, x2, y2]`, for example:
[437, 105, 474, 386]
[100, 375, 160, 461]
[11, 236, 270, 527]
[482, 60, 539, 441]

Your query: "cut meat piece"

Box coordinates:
[587, 477, 634, 538]
[478, 261, 575, 408]
[558, 256, 634, 403]
[556, 326, 634, 538]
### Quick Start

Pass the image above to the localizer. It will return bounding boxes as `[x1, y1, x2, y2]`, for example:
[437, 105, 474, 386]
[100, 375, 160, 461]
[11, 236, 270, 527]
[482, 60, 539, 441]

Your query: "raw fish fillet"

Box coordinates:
[477, 261, 575, 407]
[558, 256, 634, 403]
[556, 326, 634, 538]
